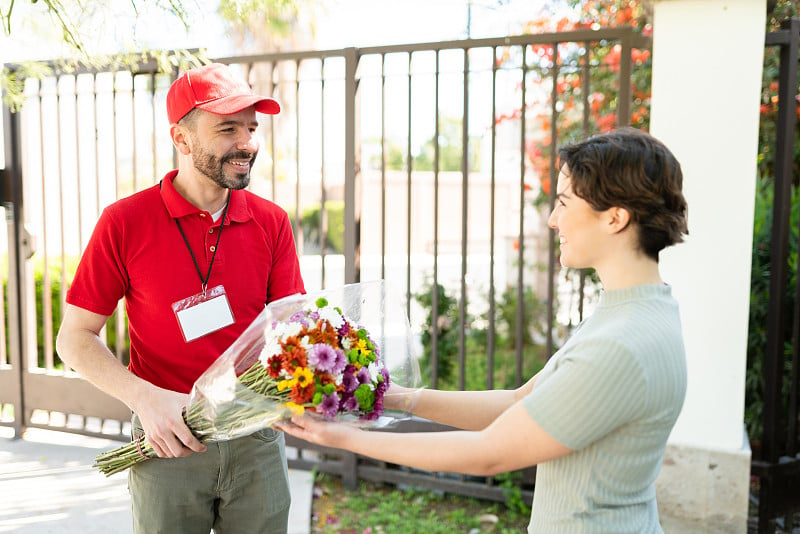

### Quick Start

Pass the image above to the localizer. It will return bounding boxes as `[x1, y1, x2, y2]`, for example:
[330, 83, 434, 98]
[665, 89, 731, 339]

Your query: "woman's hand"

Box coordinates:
[275, 415, 360, 449]
[382, 383, 422, 412]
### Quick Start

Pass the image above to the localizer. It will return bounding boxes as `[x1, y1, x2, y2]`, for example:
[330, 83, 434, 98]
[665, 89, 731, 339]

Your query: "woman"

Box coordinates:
[277, 127, 689, 533]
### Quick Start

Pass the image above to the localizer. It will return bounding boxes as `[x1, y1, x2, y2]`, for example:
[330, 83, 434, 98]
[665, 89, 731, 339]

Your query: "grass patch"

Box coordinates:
[310, 473, 530, 533]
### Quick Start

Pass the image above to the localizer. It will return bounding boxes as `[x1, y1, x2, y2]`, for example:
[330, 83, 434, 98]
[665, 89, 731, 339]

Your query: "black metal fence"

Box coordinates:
[1, 27, 645, 504]
[750, 18, 800, 533]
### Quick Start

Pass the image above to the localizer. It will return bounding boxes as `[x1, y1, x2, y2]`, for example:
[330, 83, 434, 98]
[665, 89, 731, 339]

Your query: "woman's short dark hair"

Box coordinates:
[557, 127, 688, 261]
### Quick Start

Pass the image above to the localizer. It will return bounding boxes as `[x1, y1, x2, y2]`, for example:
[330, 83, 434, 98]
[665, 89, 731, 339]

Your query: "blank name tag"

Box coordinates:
[173, 285, 235, 342]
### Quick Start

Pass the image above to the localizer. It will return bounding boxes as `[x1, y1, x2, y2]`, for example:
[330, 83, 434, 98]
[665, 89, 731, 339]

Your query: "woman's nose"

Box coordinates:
[547, 209, 558, 230]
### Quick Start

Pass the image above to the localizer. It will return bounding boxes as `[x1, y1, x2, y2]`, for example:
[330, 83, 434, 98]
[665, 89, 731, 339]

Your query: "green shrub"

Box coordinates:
[289, 201, 345, 254]
[414, 279, 548, 391]
[745, 177, 798, 444]
[2, 256, 129, 369]
[496, 285, 548, 350]
[414, 280, 463, 386]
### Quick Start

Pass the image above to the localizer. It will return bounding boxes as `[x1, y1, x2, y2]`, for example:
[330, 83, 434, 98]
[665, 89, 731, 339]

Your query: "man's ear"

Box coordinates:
[607, 206, 632, 234]
[171, 124, 192, 155]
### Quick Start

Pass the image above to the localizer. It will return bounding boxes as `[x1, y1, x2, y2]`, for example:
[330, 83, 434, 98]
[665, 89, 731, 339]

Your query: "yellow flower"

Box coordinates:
[285, 402, 305, 415]
[278, 378, 297, 391]
[293, 367, 315, 388]
[355, 338, 371, 355]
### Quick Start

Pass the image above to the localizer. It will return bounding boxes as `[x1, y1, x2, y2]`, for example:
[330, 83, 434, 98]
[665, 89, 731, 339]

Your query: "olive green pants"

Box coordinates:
[128, 415, 291, 534]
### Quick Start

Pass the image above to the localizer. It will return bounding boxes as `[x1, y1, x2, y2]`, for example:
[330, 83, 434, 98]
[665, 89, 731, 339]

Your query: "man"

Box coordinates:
[57, 62, 305, 533]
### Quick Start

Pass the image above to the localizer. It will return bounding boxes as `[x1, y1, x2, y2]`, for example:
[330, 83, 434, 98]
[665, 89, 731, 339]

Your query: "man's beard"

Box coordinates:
[191, 147, 258, 190]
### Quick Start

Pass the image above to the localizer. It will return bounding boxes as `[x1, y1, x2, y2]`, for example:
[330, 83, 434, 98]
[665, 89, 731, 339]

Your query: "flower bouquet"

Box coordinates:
[94, 280, 421, 476]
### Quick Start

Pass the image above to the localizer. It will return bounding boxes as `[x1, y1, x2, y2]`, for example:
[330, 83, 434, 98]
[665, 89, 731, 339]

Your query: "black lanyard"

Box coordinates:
[174, 192, 231, 295]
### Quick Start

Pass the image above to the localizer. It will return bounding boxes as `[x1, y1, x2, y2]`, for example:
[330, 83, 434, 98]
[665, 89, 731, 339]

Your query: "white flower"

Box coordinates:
[367, 361, 381, 382]
[318, 306, 344, 329]
[258, 340, 282, 366]
[283, 321, 303, 338]
[341, 338, 352, 351]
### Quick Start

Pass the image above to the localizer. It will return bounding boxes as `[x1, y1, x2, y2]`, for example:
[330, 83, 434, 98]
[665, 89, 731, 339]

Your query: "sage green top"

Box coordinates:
[524, 284, 686, 533]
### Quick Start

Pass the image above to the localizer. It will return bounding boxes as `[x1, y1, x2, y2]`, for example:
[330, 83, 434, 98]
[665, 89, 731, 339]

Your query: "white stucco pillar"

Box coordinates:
[650, 1, 765, 531]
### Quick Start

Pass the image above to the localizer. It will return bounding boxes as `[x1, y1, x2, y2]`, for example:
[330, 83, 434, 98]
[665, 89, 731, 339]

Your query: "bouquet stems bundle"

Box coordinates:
[94, 281, 421, 477]
[93, 362, 289, 476]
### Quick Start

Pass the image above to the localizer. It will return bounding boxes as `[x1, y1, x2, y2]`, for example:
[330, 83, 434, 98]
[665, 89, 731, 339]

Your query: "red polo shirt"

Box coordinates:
[66, 170, 305, 393]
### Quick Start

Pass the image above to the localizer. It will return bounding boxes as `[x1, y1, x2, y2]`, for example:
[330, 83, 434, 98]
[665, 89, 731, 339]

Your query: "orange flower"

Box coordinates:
[290, 382, 315, 405]
[308, 321, 340, 346]
[541, 177, 551, 196]
[266, 354, 284, 378]
[616, 7, 633, 25]
[590, 92, 605, 113]
[596, 113, 617, 132]
[281, 336, 308, 373]
[556, 17, 573, 32]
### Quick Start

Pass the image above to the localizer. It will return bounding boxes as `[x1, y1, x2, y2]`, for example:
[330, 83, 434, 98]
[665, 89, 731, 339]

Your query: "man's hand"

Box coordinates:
[131, 385, 207, 458]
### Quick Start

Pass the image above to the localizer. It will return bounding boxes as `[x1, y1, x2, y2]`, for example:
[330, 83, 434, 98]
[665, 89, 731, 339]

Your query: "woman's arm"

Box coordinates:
[385, 371, 541, 430]
[276, 394, 569, 476]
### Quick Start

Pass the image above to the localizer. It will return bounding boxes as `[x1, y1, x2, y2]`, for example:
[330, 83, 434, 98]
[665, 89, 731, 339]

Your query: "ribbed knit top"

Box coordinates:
[523, 284, 687, 533]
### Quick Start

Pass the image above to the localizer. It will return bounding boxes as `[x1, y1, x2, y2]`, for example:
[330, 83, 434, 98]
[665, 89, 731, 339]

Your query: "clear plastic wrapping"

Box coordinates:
[188, 279, 422, 439]
[94, 280, 421, 476]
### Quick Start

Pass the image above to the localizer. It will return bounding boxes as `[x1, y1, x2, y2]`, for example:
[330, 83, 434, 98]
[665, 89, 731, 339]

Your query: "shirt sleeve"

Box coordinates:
[523, 339, 647, 451]
[65, 208, 128, 316]
[265, 210, 305, 302]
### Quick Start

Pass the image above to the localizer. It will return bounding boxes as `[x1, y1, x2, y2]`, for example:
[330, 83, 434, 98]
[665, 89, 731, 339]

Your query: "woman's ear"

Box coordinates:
[170, 124, 192, 155]
[607, 206, 632, 234]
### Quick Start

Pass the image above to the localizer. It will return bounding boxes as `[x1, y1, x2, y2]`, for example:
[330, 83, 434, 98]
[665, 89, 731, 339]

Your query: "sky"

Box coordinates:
[0, 0, 555, 62]
[0, 0, 567, 303]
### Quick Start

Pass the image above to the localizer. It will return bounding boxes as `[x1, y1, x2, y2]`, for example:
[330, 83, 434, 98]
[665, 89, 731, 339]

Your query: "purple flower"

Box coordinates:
[338, 322, 350, 336]
[309, 344, 343, 373]
[288, 312, 309, 327]
[317, 392, 340, 419]
[368, 336, 380, 359]
[376, 368, 390, 395]
[361, 399, 382, 420]
[308, 311, 320, 321]
[342, 366, 358, 393]
[342, 395, 360, 412]
[356, 367, 371, 385]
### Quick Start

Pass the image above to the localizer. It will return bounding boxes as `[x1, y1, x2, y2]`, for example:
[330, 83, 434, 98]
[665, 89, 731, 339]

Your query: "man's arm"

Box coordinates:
[56, 303, 205, 457]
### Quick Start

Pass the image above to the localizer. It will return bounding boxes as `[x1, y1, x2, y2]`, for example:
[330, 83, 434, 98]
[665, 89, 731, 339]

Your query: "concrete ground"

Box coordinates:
[0, 427, 313, 534]
[0, 426, 744, 534]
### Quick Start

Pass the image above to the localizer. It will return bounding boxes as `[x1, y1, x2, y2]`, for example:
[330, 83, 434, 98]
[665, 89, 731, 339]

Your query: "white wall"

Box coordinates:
[652, 0, 765, 452]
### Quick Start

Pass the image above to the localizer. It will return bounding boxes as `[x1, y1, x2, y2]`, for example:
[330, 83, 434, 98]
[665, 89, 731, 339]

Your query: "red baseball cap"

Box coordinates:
[166, 62, 280, 124]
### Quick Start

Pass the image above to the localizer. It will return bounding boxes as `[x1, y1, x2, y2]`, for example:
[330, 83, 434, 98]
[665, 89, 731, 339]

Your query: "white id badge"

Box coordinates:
[172, 285, 235, 342]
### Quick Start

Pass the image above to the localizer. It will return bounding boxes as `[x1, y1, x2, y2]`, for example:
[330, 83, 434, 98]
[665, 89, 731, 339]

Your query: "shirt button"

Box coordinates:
[199, 213, 206, 218]
[209, 228, 214, 234]
[210, 245, 216, 252]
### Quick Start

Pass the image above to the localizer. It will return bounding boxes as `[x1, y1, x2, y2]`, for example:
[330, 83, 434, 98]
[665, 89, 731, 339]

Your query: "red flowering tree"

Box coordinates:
[495, 1, 653, 208]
